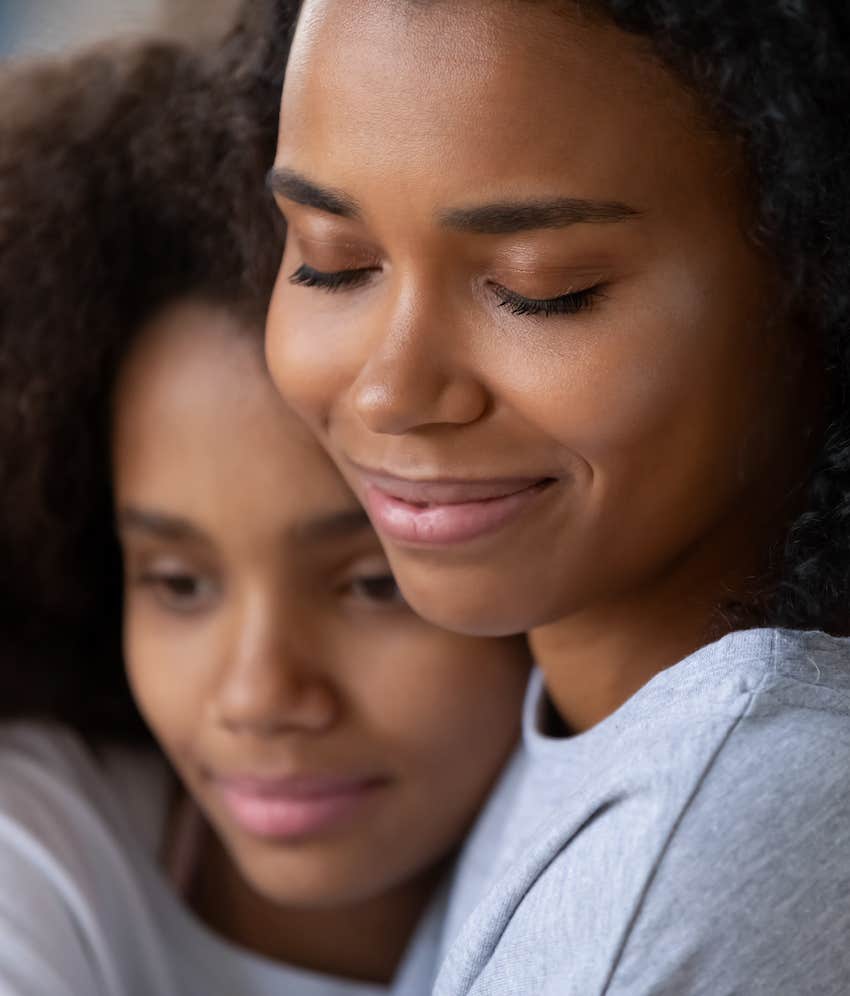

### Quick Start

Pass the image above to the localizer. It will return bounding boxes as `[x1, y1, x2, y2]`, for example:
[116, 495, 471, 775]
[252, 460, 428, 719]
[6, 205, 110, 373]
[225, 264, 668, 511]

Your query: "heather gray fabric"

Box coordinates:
[435, 628, 850, 995]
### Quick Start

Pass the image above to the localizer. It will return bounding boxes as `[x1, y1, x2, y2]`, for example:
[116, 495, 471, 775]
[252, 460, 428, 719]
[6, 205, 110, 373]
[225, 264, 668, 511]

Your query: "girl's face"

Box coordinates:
[266, 0, 807, 637]
[112, 300, 528, 910]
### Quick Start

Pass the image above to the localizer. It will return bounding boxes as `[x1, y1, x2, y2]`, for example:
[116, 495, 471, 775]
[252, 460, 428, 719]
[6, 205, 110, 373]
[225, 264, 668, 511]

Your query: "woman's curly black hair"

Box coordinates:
[0, 6, 292, 741]
[587, 0, 850, 631]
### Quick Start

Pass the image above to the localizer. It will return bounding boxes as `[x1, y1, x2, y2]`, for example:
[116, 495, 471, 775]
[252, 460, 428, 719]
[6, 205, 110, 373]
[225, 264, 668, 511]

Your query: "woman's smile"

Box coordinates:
[355, 468, 558, 546]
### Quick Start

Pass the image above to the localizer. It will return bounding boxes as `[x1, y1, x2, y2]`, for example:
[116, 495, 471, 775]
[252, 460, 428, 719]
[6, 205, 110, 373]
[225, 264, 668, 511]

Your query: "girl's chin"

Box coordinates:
[229, 845, 388, 911]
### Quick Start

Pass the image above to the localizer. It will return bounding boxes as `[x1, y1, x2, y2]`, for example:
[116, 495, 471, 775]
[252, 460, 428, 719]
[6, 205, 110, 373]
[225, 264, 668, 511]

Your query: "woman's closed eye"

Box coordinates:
[289, 262, 377, 293]
[290, 261, 605, 320]
[490, 281, 606, 318]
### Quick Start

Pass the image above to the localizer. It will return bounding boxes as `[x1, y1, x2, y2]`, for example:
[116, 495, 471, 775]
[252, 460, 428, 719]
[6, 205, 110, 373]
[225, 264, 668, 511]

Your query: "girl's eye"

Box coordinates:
[347, 573, 408, 607]
[289, 262, 375, 293]
[134, 571, 220, 615]
[491, 282, 605, 318]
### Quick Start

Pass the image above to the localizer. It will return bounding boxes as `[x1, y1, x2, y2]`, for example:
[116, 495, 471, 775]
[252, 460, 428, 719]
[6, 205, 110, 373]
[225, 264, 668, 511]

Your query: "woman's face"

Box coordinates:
[266, 0, 805, 637]
[113, 300, 527, 910]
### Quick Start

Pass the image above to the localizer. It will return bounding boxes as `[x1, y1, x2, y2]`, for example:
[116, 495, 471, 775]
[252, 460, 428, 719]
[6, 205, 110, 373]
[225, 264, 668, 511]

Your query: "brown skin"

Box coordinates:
[266, 0, 813, 732]
[113, 300, 528, 982]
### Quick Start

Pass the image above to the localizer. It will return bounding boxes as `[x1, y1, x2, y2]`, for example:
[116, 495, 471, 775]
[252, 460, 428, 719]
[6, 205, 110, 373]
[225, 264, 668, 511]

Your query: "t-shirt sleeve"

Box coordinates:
[604, 715, 850, 996]
[0, 726, 130, 996]
[0, 838, 106, 995]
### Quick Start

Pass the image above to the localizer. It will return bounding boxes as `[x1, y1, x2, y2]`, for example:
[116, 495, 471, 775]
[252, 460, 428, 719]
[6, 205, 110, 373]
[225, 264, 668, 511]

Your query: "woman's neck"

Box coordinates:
[528, 515, 774, 733]
[189, 828, 444, 985]
[530, 588, 723, 734]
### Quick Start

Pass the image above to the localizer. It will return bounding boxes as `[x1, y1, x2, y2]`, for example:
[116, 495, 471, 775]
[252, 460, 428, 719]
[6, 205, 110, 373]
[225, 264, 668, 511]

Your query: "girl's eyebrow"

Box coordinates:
[295, 508, 373, 542]
[116, 506, 209, 544]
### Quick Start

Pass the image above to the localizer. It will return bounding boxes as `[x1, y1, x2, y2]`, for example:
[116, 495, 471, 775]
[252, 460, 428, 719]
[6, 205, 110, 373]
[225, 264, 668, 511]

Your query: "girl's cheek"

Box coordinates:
[125, 626, 197, 748]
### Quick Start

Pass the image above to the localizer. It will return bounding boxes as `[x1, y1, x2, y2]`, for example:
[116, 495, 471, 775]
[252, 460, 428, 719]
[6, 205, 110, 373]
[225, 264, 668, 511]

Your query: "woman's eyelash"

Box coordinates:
[492, 283, 604, 318]
[290, 263, 603, 317]
[289, 262, 373, 292]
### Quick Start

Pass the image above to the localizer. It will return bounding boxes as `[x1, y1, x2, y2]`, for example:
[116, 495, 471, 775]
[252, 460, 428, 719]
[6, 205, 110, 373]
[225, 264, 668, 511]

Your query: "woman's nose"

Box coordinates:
[351, 302, 489, 436]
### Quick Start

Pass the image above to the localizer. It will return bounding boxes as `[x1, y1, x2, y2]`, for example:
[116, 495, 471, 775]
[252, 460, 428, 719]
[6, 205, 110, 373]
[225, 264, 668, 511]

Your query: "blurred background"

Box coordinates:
[0, 0, 243, 59]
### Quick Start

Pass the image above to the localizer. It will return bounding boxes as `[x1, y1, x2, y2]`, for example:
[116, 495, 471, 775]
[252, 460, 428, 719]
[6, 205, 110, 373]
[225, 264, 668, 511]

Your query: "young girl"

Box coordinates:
[266, 1, 850, 992]
[0, 36, 528, 996]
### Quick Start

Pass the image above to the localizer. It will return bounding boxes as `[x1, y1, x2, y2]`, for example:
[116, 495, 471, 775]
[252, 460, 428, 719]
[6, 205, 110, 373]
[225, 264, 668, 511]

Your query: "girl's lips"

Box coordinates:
[361, 476, 555, 546]
[213, 774, 387, 841]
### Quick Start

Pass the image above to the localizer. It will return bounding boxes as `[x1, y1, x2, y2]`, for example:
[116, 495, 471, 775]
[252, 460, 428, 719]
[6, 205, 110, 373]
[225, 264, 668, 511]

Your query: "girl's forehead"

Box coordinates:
[113, 302, 365, 543]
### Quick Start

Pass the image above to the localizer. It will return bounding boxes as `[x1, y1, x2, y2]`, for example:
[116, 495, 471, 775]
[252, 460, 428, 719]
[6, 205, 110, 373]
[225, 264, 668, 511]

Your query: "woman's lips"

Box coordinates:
[359, 472, 556, 546]
[213, 774, 387, 841]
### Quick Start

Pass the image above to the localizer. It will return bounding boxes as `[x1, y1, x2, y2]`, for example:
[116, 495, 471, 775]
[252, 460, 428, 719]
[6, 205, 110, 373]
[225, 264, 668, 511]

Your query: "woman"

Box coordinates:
[0, 34, 528, 995]
[266, 1, 850, 992]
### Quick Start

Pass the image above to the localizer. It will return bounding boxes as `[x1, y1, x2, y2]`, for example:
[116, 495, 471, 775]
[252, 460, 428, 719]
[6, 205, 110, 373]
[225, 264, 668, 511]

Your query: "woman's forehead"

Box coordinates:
[281, 0, 729, 226]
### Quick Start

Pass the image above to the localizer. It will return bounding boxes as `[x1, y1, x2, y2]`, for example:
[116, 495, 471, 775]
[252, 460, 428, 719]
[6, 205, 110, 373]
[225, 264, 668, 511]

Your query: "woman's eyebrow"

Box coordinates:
[116, 506, 209, 543]
[438, 197, 641, 235]
[267, 166, 640, 234]
[267, 166, 360, 219]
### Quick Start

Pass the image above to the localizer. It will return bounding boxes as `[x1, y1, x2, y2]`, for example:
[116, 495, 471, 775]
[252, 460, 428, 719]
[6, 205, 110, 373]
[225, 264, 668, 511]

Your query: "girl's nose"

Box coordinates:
[211, 596, 340, 738]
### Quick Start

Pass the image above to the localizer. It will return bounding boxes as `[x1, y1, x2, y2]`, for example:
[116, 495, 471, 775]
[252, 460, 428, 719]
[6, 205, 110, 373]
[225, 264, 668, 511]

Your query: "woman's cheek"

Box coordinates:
[267, 288, 359, 430]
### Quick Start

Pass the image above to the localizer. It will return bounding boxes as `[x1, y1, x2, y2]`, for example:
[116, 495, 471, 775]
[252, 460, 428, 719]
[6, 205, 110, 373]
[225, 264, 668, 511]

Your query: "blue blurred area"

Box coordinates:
[0, 1, 159, 60]
[0, 1, 237, 60]
[2, 1, 65, 58]
[0, 1, 25, 57]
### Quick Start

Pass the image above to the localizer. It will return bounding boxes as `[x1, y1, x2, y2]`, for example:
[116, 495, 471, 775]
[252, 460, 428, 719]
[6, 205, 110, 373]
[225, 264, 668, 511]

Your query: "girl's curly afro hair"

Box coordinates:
[0, 11, 290, 741]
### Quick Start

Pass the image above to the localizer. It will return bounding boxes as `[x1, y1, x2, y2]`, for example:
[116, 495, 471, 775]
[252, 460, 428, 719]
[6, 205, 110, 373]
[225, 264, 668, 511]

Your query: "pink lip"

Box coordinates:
[359, 471, 555, 546]
[213, 774, 387, 841]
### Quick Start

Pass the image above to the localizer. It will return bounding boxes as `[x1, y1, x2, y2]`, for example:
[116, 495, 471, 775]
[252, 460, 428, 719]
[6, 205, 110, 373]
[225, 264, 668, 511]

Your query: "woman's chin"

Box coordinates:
[391, 558, 557, 638]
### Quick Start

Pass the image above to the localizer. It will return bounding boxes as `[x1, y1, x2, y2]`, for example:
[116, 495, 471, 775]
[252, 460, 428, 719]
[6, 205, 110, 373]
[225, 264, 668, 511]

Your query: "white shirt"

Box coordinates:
[0, 722, 442, 996]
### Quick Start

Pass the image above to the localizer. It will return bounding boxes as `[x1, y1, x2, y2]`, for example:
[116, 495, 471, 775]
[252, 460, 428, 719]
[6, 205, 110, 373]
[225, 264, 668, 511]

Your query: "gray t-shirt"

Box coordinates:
[435, 628, 850, 995]
[0, 723, 443, 996]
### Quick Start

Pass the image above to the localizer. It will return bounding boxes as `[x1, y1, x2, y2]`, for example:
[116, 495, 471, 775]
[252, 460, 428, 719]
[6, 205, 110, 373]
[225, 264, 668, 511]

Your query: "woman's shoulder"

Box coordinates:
[764, 627, 850, 703]
[625, 628, 850, 912]
[727, 628, 850, 757]
[663, 629, 850, 819]
[606, 632, 850, 992]
[643, 626, 850, 736]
